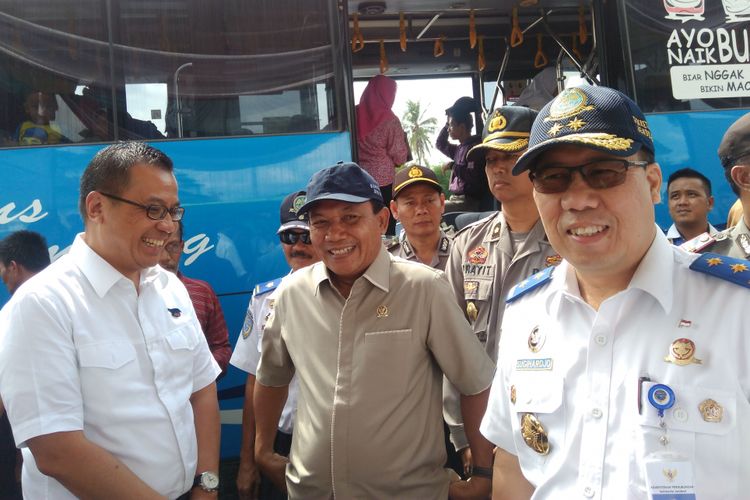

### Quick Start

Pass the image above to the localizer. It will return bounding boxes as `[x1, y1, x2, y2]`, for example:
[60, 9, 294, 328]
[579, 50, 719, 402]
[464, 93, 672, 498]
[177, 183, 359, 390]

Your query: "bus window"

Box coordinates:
[0, 0, 343, 148]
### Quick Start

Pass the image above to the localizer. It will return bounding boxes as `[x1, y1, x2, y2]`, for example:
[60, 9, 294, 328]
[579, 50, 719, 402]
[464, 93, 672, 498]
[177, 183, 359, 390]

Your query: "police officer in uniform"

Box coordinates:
[443, 106, 559, 469]
[386, 165, 452, 270]
[482, 86, 750, 499]
[230, 190, 320, 500]
[680, 112, 750, 258]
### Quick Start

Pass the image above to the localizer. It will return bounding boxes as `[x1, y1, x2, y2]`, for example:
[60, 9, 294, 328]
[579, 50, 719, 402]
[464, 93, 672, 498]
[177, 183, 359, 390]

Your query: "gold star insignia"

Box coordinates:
[730, 263, 749, 273]
[567, 117, 586, 130]
[706, 257, 722, 266]
[547, 123, 563, 136]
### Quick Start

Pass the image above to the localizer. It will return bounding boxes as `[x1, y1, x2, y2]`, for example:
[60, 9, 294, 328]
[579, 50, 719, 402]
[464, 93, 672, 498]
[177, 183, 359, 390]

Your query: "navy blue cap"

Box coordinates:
[277, 190, 308, 233]
[513, 86, 655, 175]
[298, 162, 383, 214]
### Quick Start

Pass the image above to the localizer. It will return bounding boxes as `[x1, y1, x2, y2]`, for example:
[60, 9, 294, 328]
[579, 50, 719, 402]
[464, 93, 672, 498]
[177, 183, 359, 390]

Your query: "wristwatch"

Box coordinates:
[192, 471, 220, 492]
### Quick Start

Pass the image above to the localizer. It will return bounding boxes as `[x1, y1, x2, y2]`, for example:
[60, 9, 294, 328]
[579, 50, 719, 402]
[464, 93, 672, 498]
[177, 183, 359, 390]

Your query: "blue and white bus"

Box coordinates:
[0, 0, 747, 475]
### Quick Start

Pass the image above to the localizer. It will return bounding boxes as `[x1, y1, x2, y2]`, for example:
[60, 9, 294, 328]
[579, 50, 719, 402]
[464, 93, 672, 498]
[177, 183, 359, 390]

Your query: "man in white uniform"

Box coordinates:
[0, 142, 221, 499]
[481, 86, 750, 500]
[231, 190, 319, 500]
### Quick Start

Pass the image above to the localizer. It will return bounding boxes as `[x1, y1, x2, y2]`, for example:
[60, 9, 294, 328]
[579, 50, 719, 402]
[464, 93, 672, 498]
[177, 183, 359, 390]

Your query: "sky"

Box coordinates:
[353, 76, 476, 166]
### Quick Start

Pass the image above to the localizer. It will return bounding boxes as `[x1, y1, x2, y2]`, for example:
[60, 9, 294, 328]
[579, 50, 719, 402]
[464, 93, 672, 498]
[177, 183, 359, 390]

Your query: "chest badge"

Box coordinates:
[527, 326, 545, 353]
[466, 301, 478, 322]
[698, 398, 723, 422]
[521, 413, 550, 455]
[664, 338, 702, 366]
[510, 385, 516, 405]
[377, 305, 389, 318]
[167, 307, 181, 318]
[467, 246, 488, 264]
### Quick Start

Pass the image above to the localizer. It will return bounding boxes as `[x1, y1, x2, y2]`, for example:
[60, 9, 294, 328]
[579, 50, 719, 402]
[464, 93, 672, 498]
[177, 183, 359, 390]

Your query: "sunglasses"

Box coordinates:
[529, 159, 649, 194]
[279, 231, 311, 245]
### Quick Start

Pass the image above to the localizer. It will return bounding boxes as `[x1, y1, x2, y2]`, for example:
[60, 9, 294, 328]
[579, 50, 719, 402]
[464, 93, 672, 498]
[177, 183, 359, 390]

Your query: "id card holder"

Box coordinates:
[644, 452, 696, 499]
[642, 384, 696, 499]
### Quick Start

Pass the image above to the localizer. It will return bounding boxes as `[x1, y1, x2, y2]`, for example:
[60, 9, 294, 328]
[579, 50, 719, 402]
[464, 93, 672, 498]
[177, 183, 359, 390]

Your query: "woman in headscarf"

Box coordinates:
[356, 75, 409, 235]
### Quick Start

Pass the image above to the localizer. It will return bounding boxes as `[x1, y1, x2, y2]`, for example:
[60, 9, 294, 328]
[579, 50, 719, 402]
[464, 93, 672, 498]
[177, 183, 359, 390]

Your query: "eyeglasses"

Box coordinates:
[99, 192, 185, 221]
[529, 159, 650, 194]
[279, 231, 311, 245]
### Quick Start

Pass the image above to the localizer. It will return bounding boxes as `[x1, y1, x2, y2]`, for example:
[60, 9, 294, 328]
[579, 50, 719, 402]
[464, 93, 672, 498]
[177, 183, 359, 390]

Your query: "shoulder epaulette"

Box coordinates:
[506, 266, 555, 303]
[689, 252, 750, 289]
[253, 276, 284, 296]
[680, 231, 727, 253]
[384, 236, 400, 251]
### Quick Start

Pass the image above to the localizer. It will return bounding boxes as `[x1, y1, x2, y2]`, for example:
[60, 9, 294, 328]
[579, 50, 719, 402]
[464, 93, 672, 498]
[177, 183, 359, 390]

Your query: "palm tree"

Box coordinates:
[401, 100, 438, 166]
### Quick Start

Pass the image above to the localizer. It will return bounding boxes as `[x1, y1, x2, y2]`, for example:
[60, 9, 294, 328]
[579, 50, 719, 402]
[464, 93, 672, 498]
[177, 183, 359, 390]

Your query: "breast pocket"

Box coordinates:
[637, 382, 737, 462]
[78, 341, 136, 370]
[78, 341, 138, 406]
[464, 278, 493, 341]
[362, 329, 413, 398]
[510, 374, 565, 464]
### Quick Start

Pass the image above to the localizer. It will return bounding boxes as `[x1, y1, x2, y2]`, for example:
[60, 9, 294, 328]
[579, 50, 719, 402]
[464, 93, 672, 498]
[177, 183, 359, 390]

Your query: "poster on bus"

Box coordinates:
[629, 0, 750, 101]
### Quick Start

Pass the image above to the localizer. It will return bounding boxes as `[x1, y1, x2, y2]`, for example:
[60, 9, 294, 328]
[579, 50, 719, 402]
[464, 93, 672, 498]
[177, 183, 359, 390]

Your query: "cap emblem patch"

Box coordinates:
[408, 166, 424, 178]
[291, 195, 306, 214]
[546, 88, 593, 122]
[488, 113, 507, 133]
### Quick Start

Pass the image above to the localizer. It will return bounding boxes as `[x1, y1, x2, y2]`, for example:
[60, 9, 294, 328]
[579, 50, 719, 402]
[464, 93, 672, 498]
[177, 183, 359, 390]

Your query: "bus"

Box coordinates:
[0, 0, 747, 489]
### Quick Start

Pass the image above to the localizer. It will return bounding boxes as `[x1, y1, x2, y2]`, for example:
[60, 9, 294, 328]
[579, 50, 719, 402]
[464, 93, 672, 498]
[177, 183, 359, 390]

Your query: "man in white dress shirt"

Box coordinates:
[0, 142, 221, 499]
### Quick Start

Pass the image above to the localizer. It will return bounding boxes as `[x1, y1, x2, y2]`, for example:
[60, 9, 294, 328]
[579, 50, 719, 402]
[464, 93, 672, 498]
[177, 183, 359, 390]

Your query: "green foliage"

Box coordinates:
[432, 165, 451, 194]
[401, 100, 438, 166]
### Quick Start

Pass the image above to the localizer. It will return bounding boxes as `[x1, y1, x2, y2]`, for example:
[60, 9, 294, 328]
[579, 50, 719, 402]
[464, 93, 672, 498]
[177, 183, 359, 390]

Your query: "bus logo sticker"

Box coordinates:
[664, 0, 705, 23]
[721, 0, 750, 22]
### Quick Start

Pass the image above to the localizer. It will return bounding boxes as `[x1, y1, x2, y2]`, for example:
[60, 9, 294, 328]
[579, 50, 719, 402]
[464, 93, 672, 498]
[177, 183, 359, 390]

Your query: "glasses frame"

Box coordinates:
[529, 159, 650, 194]
[279, 231, 311, 245]
[99, 192, 185, 221]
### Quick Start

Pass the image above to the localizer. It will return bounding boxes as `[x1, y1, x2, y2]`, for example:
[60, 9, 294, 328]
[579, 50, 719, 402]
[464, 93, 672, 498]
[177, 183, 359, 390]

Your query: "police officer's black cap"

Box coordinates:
[718, 112, 750, 169]
[446, 96, 477, 117]
[277, 190, 308, 233]
[393, 165, 442, 198]
[512, 85, 656, 175]
[298, 162, 383, 214]
[467, 106, 538, 166]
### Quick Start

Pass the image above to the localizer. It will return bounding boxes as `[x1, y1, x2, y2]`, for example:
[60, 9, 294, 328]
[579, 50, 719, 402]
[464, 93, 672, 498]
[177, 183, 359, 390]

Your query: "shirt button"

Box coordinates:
[591, 407, 603, 418]
[594, 335, 607, 346]
[673, 407, 688, 423]
[583, 486, 595, 497]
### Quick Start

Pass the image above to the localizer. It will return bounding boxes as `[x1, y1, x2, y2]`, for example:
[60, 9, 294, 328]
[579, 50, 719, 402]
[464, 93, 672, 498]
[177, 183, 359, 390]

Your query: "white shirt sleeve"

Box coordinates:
[0, 292, 84, 447]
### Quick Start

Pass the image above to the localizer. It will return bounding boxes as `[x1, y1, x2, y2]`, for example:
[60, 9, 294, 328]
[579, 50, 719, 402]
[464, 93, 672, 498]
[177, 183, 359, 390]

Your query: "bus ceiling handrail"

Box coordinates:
[541, 10, 599, 86]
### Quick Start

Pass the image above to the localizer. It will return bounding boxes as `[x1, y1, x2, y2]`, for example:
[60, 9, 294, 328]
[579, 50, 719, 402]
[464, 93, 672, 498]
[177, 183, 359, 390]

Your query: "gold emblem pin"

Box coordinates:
[466, 301, 478, 322]
[521, 413, 550, 455]
[510, 385, 516, 404]
[408, 166, 423, 178]
[376, 305, 389, 318]
[698, 398, 723, 422]
[527, 326, 545, 353]
[664, 338, 702, 366]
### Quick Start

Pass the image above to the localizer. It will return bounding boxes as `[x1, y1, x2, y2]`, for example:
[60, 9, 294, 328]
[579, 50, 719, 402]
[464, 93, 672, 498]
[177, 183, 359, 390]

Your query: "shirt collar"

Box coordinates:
[313, 245, 391, 295]
[666, 223, 719, 239]
[400, 230, 451, 256]
[545, 227, 673, 316]
[72, 233, 164, 298]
